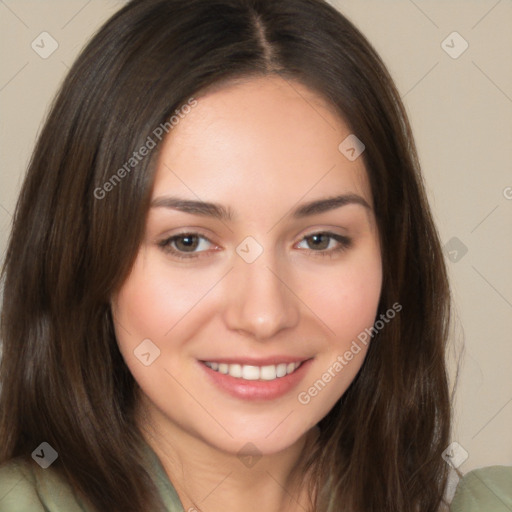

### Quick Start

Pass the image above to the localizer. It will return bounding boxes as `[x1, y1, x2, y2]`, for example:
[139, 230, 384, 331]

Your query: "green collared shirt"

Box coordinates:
[0, 442, 185, 511]
[450, 465, 512, 512]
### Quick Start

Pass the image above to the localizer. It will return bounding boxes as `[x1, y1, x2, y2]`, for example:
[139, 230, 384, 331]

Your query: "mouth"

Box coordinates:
[201, 360, 304, 381]
[198, 357, 314, 401]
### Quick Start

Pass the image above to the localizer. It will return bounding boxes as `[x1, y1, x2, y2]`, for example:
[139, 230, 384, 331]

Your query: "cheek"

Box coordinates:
[111, 253, 203, 409]
[302, 247, 382, 346]
[295, 251, 381, 416]
[113, 251, 214, 345]
[111, 249, 234, 406]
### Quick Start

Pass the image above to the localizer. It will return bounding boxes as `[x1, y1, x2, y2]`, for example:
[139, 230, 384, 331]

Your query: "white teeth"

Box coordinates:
[242, 365, 260, 380]
[204, 361, 302, 381]
[260, 365, 277, 380]
[229, 363, 242, 378]
[276, 363, 287, 378]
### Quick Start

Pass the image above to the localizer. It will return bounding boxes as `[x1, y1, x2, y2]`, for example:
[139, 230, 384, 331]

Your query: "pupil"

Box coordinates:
[310, 234, 328, 250]
[177, 235, 198, 251]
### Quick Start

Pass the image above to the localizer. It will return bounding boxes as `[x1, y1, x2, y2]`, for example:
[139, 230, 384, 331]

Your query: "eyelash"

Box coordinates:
[157, 231, 352, 260]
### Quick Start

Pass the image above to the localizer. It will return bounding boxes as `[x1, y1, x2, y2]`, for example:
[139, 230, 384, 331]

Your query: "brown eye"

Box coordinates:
[158, 232, 214, 259]
[174, 234, 200, 252]
[305, 233, 331, 250]
[297, 232, 352, 257]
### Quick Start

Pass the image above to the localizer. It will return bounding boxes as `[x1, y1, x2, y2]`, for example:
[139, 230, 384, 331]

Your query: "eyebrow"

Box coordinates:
[150, 193, 371, 221]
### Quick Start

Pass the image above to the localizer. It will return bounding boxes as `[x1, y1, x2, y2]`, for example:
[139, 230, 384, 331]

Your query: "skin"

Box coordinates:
[111, 75, 382, 512]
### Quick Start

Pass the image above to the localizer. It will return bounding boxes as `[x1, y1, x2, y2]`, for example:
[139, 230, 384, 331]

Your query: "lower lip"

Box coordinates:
[199, 359, 313, 401]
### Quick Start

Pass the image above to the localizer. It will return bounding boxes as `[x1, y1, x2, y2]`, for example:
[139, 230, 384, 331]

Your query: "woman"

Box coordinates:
[0, 0, 459, 510]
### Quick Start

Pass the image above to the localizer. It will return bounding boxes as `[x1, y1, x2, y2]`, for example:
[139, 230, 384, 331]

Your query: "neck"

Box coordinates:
[136, 401, 319, 512]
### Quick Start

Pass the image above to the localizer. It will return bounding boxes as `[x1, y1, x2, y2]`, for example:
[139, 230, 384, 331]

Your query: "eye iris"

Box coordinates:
[176, 235, 199, 252]
[308, 234, 329, 250]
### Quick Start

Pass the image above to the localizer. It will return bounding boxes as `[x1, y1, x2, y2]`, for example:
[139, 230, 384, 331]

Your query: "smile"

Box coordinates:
[203, 361, 303, 381]
[199, 357, 314, 400]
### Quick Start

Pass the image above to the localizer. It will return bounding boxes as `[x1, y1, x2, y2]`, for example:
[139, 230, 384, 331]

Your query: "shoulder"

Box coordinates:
[450, 465, 512, 512]
[0, 458, 88, 512]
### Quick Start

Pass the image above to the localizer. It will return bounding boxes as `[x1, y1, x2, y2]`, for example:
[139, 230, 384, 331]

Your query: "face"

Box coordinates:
[112, 75, 382, 457]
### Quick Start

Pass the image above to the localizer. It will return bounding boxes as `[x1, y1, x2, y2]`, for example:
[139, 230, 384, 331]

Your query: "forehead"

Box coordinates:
[152, 75, 371, 212]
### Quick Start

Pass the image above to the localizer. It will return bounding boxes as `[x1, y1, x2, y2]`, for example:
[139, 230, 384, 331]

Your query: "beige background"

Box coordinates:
[0, 0, 511, 481]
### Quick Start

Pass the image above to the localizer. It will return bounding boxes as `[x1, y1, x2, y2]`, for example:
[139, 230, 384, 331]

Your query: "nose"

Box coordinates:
[222, 253, 300, 341]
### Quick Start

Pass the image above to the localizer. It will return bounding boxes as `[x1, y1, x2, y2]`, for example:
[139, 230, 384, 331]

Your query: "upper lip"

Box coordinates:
[199, 356, 313, 366]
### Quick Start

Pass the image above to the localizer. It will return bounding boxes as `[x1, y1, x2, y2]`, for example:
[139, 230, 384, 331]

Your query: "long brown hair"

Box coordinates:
[0, 0, 451, 510]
